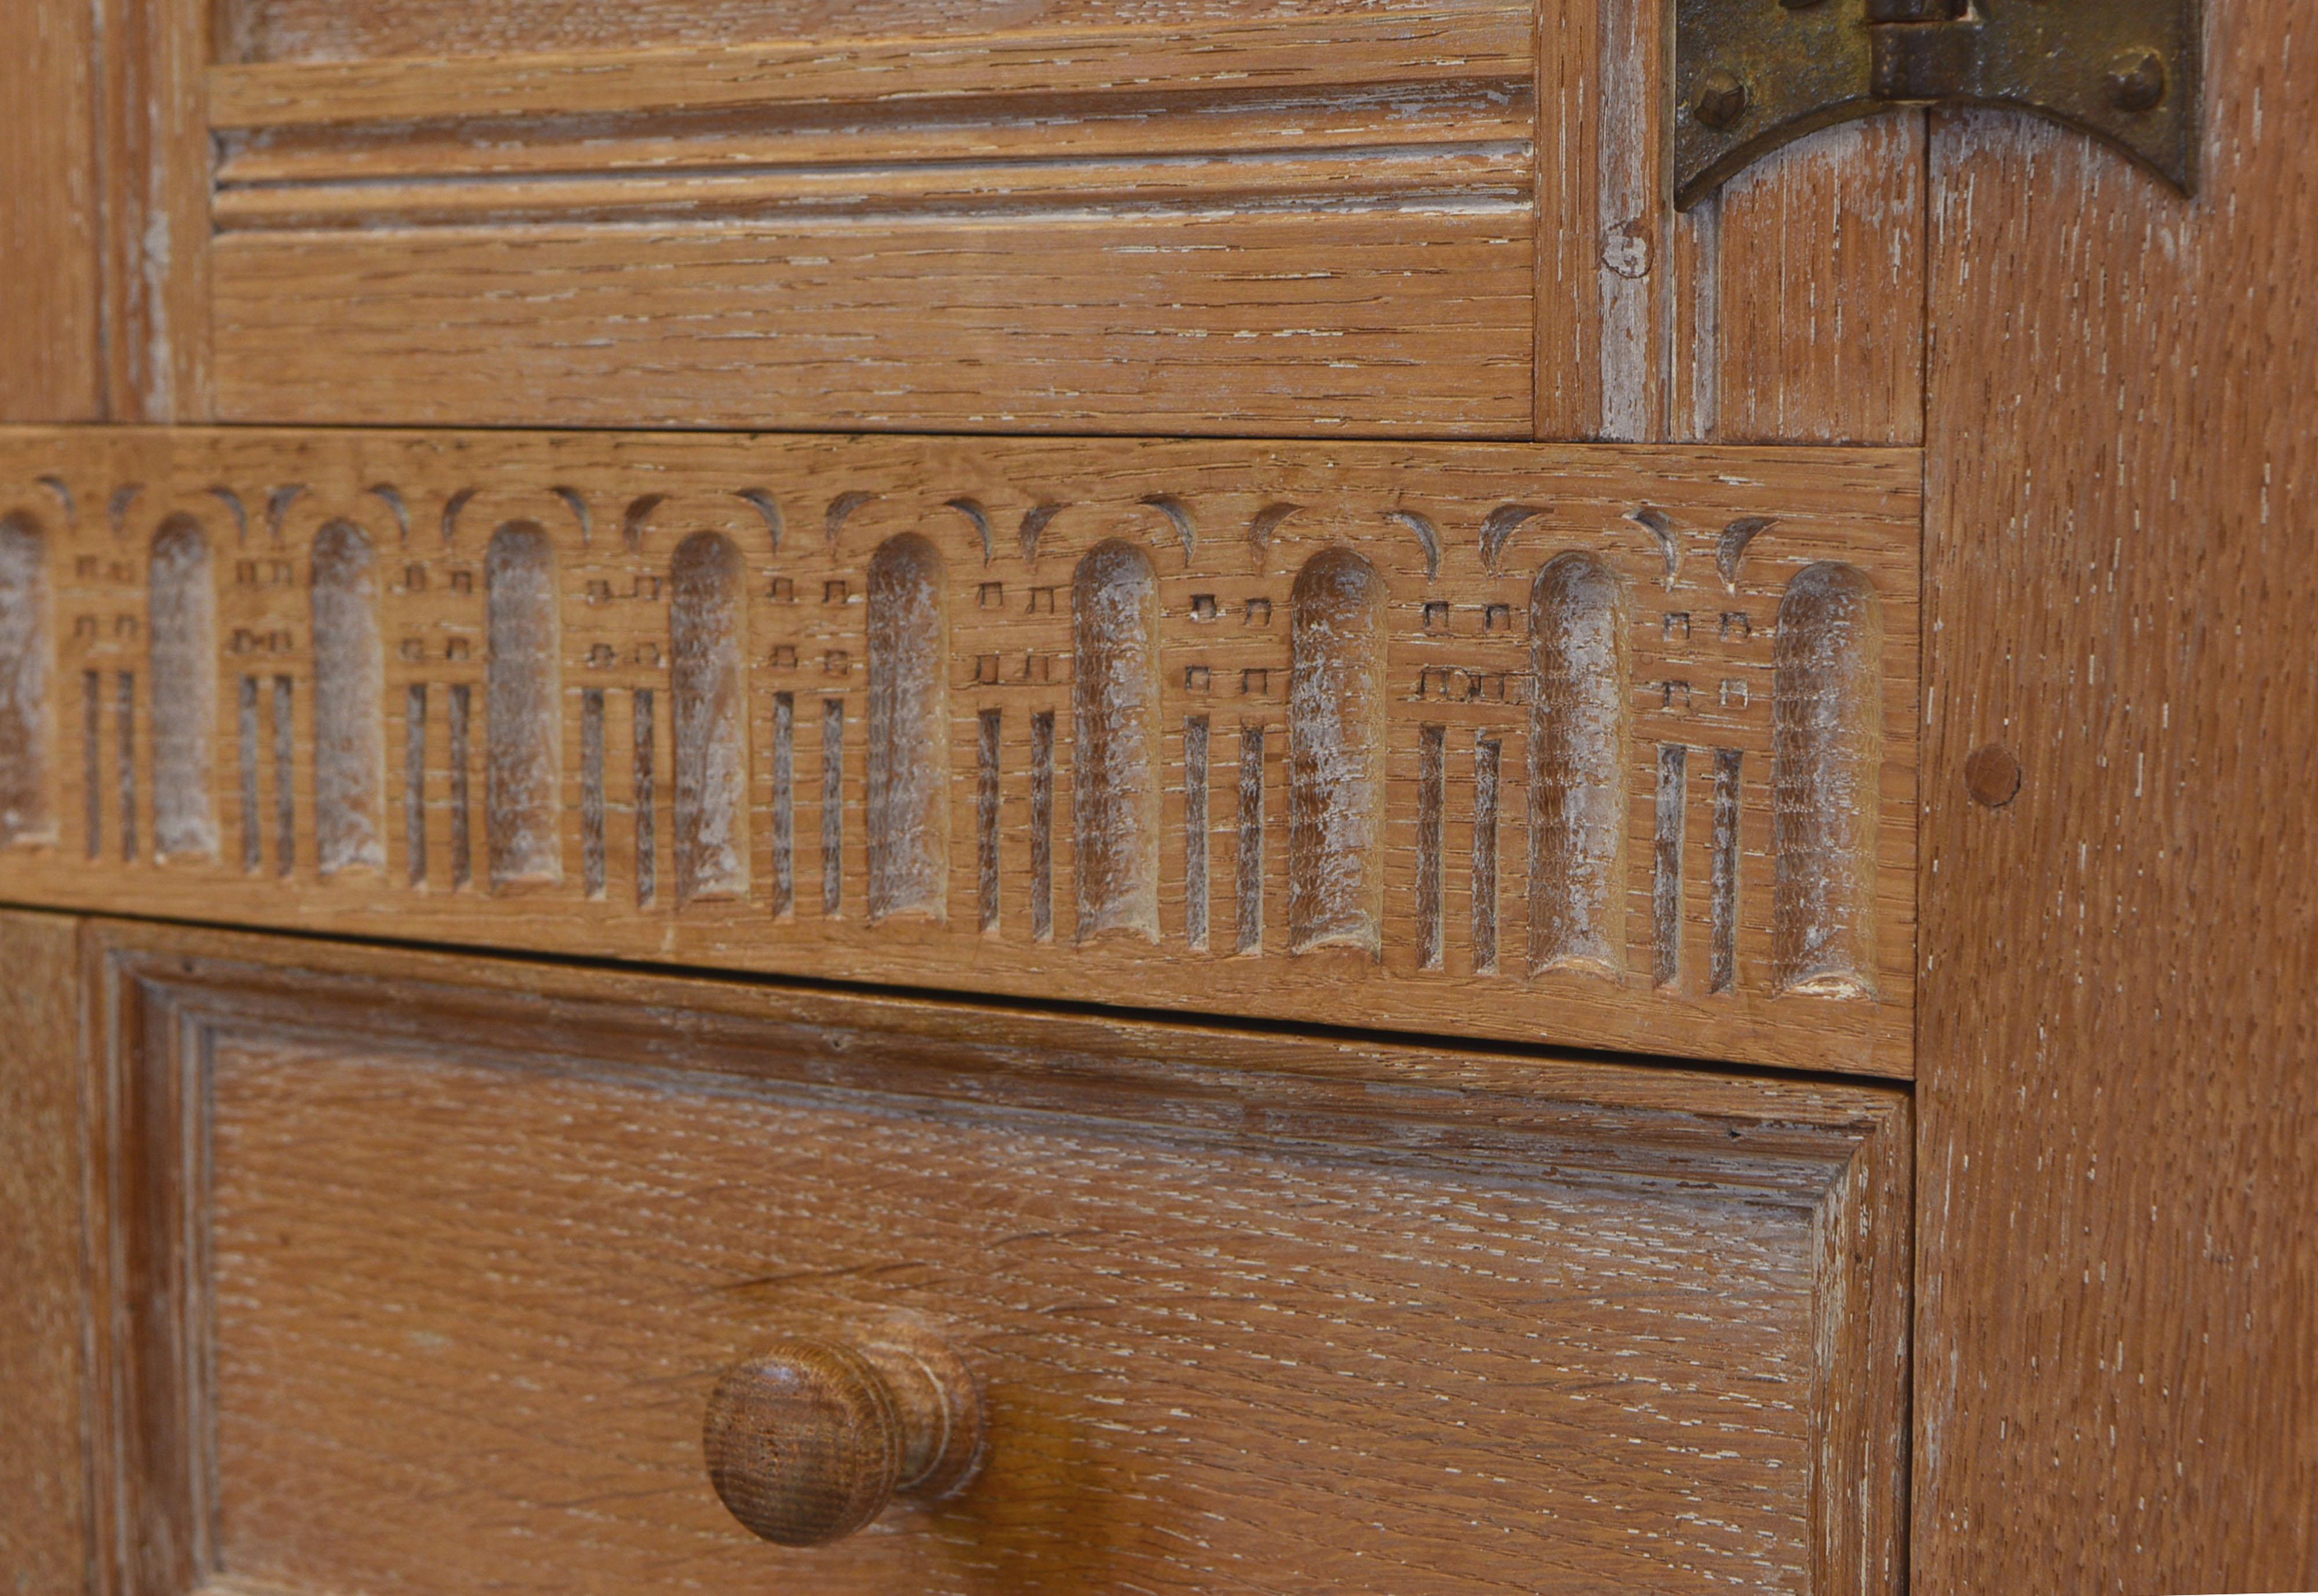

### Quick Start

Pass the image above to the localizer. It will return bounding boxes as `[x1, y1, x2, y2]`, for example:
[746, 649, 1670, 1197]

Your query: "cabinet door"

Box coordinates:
[19, 0, 1922, 442]
[3, 0, 2313, 1586]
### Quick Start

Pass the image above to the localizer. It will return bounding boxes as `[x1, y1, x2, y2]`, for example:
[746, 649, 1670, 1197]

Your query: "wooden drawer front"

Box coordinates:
[90, 925, 1908, 1596]
[0, 427, 1918, 1076]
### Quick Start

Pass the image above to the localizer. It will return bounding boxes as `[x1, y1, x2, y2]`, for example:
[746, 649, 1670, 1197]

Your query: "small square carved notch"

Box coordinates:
[978, 581, 1005, 609]
[975, 654, 1001, 685]
[823, 579, 848, 604]
[1664, 611, 1692, 640]
[1245, 597, 1273, 626]
[1423, 600, 1450, 631]
[770, 643, 798, 669]
[1484, 603, 1511, 633]
[1241, 668, 1271, 697]
[1191, 593, 1220, 621]
[1185, 665, 1212, 693]
[1719, 611, 1752, 640]
[768, 576, 795, 603]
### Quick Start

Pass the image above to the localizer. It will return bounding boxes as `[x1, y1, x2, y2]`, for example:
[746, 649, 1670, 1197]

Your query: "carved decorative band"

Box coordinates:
[0, 428, 1919, 1075]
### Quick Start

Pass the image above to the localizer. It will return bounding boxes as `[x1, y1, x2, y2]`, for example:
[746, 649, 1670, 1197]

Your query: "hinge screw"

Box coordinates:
[1693, 68, 1749, 129]
[2105, 48, 2168, 113]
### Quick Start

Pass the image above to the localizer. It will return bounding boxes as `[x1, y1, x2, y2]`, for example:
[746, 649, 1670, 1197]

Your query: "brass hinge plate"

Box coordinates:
[1674, 0, 2199, 209]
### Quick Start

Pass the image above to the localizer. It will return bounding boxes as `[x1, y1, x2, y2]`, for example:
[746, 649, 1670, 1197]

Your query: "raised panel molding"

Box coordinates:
[201, 12, 1537, 436]
[64, 0, 1928, 445]
[82, 923, 1911, 1594]
[0, 426, 1920, 1074]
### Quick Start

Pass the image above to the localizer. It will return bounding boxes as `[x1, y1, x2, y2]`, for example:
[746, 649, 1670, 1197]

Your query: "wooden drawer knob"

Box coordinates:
[702, 1328, 983, 1546]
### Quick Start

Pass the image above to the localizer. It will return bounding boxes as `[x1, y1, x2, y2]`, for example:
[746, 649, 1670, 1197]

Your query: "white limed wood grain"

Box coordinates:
[1535, 14, 1926, 447]
[1711, 117, 1926, 447]
[206, 13, 1533, 127]
[1914, 0, 2318, 1574]
[209, 211, 1534, 437]
[199, 11, 1536, 437]
[99, 0, 213, 421]
[222, 0, 1514, 65]
[86, 922, 1911, 1596]
[115, 0, 1927, 447]
[0, 0, 103, 421]
[213, 83, 1530, 191]
[0, 424, 1918, 1076]
[0, 913, 89, 1588]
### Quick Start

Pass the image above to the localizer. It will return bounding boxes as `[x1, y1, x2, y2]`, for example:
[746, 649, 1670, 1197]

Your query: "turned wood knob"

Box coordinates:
[702, 1328, 983, 1547]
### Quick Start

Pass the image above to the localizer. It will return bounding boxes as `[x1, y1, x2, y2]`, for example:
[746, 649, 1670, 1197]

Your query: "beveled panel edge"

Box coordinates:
[206, 12, 1534, 129]
[80, 917, 1909, 1595]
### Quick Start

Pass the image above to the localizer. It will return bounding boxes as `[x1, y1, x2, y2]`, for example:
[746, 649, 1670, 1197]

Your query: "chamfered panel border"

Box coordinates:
[78, 917, 1912, 1595]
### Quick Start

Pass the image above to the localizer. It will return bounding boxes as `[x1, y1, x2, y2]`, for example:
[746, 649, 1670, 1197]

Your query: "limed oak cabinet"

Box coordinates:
[0, 0, 2310, 1591]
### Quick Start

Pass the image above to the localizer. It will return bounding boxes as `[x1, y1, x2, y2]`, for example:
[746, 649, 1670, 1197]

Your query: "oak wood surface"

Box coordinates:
[704, 1328, 988, 1547]
[1533, 5, 1924, 447]
[1915, 0, 2318, 1584]
[208, 215, 1537, 438]
[97, 0, 212, 422]
[0, 910, 90, 1590]
[221, 0, 1475, 63]
[0, 0, 103, 423]
[0, 425, 1920, 1077]
[206, 14, 1533, 125]
[82, 917, 1911, 1596]
[17, 0, 2313, 1580]
[69, 0, 1927, 446]
[1705, 118, 1925, 449]
[198, 10, 1537, 438]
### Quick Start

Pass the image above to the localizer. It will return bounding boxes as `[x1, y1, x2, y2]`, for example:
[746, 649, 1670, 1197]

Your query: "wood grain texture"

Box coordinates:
[0, 911, 90, 1591]
[208, 214, 1533, 438]
[221, 0, 1498, 63]
[0, 0, 103, 422]
[704, 1328, 987, 1547]
[1708, 116, 1926, 448]
[96, 0, 212, 422]
[1535, 2, 1925, 447]
[1915, 0, 2318, 1583]
[206, 14, 1533, 126]
[195, 12, 1535, 437]
[0, 425, 1919, 1076]
[82, 919, 1911, 1595]
[129, 0, 1922, 446]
